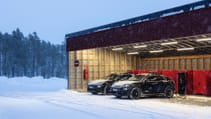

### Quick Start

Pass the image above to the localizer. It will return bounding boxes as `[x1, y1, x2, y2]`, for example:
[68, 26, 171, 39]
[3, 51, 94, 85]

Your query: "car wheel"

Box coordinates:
[116, 96, 121, 99]
[164, 86, 174, 98]
[128, 87, 140, 99]
[92, 92, 98, 95]
[103, 85, 108, 95]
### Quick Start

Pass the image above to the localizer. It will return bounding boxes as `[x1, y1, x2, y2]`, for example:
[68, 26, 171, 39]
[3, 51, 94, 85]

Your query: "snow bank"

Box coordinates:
[0, 76, 67, 96]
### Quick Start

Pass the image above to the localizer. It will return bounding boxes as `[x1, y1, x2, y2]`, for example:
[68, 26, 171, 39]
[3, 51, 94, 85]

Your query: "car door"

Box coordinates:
[142, 76, 156, 94]
[145, 76, 164, 93]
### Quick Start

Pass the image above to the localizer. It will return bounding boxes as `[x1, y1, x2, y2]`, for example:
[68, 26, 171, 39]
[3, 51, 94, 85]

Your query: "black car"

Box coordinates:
[87, 73, 132, 95]
[111, 73, 175, 99]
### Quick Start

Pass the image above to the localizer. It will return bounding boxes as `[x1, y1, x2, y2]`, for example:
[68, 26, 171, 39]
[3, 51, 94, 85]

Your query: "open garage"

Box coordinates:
[66, 1, 211, 96]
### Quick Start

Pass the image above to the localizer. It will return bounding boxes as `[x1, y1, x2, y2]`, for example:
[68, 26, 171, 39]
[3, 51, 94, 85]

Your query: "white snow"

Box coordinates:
[0, 76, 66, 96]
[193, 5, 205, 10]
[134, 18, 150, 24]
[0, 76, 211, 119]
[162, 10, 183, 17]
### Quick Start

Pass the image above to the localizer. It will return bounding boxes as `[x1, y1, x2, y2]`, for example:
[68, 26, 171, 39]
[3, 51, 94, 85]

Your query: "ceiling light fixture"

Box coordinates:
[127, 52, 139, 55]
[149, 50, 163, 53]
[112, 48, 123, 51]
[161, 41, 178, 46]
[133, 45, 147, 48]
[196, 38, 211, 42]
[177, 47, 194, 51]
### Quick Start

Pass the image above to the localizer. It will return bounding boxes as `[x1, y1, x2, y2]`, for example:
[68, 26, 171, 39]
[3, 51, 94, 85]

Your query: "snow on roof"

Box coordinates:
[66, 0, 211, 39]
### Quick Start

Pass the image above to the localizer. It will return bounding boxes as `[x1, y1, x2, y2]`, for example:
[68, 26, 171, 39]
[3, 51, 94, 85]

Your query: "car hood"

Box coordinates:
[112, 80, 139, 87]
[88, 79, 108, 85]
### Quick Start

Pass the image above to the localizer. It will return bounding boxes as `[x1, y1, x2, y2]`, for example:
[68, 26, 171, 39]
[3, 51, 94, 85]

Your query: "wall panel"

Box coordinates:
[69, 50, 211, 90]
[141, 55, 211, 70]
[68, 48, 137, 90]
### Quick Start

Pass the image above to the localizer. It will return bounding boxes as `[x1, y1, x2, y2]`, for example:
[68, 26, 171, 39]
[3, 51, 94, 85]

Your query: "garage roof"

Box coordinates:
[66, 1, 211, 57]
[66, 0, 211, 39]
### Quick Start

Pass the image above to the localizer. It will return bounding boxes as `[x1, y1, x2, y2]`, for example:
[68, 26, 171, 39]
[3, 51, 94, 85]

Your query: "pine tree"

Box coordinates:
[0, 29, 67, 79]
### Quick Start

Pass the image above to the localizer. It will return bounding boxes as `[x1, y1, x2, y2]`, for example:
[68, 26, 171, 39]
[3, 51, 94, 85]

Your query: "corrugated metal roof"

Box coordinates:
[65, 0, 211, 39]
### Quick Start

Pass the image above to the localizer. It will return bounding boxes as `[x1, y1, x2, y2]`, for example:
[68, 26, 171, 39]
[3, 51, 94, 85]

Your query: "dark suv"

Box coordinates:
[111, 73, 175, 99]
[87, 73, 132, 95]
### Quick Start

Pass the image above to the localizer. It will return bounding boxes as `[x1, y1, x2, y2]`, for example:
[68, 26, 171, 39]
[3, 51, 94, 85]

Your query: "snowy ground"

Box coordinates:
[0, 77, 211, 119]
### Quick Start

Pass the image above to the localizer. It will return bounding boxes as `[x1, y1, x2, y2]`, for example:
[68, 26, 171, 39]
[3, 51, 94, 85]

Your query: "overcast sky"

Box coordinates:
[0, 0, 199, 44]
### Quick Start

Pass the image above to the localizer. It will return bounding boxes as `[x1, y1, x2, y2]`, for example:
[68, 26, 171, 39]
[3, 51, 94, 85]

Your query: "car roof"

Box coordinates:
[136, 73, 162, 77]
[136, 73, 151, 76]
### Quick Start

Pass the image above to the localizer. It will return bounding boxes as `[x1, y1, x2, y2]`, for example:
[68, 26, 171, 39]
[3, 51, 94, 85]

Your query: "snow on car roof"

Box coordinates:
[136, 73, 149, 76]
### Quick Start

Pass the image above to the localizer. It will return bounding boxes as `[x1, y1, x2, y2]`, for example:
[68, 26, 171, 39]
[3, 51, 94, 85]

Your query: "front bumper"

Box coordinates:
[87, 85, 104, 93]
[111, 87, 130, 97]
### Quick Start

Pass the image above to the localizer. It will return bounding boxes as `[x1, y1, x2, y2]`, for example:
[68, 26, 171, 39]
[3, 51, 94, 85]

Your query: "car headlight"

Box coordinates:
[97, 85, 102, 88]
[123, 84, 130, 88]
[123, 84, 130, 90]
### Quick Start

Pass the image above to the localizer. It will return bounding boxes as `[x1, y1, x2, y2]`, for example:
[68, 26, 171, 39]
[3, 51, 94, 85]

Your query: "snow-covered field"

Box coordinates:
[0, 77, 211, 119]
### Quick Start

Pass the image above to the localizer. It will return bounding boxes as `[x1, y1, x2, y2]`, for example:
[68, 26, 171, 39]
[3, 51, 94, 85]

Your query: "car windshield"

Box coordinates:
[109, 74, 126, 81]
[104, 74, 118, 80]
[119, 75, 131, 81]
[128, 75, 146, 81]
[104, 74, 131, 81]
[111, 75, 121, 81]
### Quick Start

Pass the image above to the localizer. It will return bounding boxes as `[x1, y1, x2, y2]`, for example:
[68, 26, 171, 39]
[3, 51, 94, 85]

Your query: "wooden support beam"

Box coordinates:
[184, 59, 187, 70]
[190, 59, 193, 70]
[81, 50, 83, 89]
[210, 57, 211, 70]
[178, 59, 181, 70]
[109, 49, 111, 74]
[98, 48, 100, 79]
[201, 58, 203, 70]
[104, 48, 106, 77]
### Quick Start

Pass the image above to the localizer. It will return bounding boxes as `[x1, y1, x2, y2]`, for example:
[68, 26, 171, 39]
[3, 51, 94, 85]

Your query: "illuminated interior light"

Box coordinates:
[177, 47, 194, 51]
[149, 50, 163, 53]
[133, 45, 147, 48]
[161, 41, 178, 45]
[127, 52, 139, 55]
[112, 48, 123, 51]
[196, 38, 211, 42]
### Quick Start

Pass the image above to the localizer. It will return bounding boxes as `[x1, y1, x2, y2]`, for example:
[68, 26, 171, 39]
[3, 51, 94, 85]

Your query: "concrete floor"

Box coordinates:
[78, 89, 211, 106]
[157, 94, 211, 106]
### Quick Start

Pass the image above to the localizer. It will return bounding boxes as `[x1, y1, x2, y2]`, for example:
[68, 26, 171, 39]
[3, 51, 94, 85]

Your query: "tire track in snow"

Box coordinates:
[10, 93, 107, 119]
[32, 94, 177, 119]
[43, 100, 107, 119]
[43, 99, 155, 119]
[18, 91, 191, 119]
[29, 95, 155, 118]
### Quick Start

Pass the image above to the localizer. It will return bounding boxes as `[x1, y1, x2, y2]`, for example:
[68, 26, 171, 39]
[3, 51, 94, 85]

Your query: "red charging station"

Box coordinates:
[193, 70, 211, 96]
[128, 69, 211, 96]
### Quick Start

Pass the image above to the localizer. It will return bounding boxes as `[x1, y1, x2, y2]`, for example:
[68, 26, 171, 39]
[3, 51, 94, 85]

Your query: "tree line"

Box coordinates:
[0, 28, 66, 78]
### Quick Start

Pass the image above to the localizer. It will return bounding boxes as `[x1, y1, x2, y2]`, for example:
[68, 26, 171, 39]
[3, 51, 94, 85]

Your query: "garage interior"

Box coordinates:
[66, 1, 211, 96]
